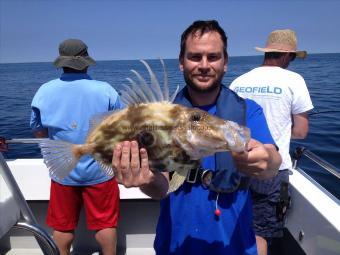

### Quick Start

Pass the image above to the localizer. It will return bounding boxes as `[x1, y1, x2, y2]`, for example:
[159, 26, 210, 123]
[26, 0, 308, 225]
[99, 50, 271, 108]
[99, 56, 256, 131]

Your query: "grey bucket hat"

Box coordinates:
[53, 39, 96, 70]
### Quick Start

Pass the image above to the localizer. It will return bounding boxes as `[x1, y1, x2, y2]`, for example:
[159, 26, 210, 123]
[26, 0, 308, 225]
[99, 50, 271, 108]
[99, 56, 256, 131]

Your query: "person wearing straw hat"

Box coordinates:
[30, 39, 124, 255]
[230, 29, 314, 255]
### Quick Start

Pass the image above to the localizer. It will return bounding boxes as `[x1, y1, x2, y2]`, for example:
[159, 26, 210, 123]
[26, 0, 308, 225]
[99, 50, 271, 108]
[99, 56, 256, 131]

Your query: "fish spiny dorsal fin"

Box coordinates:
[125, 77, 150, 102]
[140, 60, 164, 102]
[130, 69, 157, 102]
[121, 84, 143, 104]
[160, 59, 169, 101]
[128, 71, 156, 102]
[120, 59, 179, 106]
[120, 88, 137, 106]
[169, 85, 180, 103]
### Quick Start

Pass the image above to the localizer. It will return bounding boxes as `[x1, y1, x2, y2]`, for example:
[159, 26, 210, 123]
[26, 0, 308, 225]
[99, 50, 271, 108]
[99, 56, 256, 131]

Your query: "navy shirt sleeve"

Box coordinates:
[245, 98, 276, 146]
[112, 96, 126, 110]
[30, 107, 45, 131]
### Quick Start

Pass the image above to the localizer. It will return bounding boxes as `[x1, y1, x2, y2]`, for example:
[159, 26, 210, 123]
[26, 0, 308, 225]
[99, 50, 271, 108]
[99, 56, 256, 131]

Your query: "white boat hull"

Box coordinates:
[286, 168, 340, 255]
[1, 158, 339, 254]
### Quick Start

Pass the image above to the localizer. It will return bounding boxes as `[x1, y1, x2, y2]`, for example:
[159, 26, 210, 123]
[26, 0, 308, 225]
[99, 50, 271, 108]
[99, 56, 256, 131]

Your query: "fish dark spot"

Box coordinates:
[190, 112, 201, 122]
[126, 105, 149, 125]
[137, 131, 155, 147]
[151, 162, 167, 172]
[174, 150, 191, 163]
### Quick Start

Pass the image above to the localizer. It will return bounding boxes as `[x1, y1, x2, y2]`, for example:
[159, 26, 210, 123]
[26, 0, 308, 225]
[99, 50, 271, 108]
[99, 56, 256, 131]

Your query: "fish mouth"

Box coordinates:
[186, 123, 250, 154]
[175, 121, 250, 159]
[221, 122, 250, 152]
[187, 142, 227, 159]
[183, 131, 228, 159]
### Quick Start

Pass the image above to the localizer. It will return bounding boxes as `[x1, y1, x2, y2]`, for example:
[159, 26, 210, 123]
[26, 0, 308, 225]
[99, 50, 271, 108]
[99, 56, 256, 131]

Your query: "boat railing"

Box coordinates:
[0, 152, 59, 255]
[292, 146, 340, 180]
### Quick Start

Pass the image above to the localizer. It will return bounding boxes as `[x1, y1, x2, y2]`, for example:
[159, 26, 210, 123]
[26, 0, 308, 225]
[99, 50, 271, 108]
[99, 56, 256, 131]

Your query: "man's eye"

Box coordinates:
[188, 55, 202, 62]
[208, 55, 221, 61]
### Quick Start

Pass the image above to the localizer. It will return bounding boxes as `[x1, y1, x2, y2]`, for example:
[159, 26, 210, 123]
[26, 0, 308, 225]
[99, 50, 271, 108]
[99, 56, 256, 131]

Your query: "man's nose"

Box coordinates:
[198, 57, 209, 71]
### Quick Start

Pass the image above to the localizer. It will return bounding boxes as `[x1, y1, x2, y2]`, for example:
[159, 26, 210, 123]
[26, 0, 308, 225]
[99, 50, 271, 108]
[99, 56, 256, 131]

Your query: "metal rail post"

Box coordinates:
[0, 152, 59, 255]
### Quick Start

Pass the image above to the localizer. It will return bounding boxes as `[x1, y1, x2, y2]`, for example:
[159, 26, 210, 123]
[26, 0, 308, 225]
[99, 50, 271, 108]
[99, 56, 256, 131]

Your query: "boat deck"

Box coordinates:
[1, 158, 159, 255]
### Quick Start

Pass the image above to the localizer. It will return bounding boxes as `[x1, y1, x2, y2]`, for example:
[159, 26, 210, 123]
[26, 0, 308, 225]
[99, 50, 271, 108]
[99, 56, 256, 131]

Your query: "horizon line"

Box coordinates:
[0, 52, 339, 65]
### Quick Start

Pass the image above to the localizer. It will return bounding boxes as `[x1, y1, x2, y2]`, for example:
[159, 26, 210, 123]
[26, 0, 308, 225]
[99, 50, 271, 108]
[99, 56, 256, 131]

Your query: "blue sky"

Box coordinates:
[1, 0, 339, 63]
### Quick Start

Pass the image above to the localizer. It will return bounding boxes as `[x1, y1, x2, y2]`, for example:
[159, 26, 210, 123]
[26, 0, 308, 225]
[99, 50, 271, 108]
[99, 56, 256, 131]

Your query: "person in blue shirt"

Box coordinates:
[111, 20, 282, 255]
[30, 39, 123, 255]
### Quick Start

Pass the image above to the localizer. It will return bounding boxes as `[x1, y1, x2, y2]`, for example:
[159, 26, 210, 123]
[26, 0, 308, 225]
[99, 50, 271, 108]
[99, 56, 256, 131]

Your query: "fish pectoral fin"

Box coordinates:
[98, 160, 114, 177]
[167, 169, 188, 194]
[39, 139, 79, 181]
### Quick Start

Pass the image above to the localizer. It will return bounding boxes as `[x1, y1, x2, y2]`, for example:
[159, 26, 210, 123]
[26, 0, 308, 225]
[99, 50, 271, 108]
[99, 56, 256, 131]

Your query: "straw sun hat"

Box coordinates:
[255, 29, 307, 58]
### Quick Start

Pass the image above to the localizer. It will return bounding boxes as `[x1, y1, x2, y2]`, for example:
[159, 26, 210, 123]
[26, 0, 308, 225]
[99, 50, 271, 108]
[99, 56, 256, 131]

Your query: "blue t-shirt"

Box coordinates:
[154, 99, 275, 255]
[30, 73, 124, 186]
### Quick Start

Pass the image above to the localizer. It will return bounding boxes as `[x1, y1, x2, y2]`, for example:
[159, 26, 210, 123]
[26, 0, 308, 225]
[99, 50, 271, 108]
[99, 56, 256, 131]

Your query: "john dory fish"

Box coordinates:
[38, 60, 250, 193]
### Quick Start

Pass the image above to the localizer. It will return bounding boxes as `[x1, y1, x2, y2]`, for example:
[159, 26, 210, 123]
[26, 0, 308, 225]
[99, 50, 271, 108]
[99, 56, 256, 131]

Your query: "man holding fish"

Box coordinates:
[112, 20, 282, 255]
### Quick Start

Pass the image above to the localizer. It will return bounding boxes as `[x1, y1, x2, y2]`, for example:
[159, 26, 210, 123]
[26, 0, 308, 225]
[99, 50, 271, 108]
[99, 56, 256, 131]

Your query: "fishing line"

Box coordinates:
[214, 192, 221, 217]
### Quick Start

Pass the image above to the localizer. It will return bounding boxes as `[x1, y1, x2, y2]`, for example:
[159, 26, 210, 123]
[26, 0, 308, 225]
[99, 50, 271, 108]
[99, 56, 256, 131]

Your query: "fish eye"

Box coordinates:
[137, 131, 155, 147]
[190, 112, 201, 122]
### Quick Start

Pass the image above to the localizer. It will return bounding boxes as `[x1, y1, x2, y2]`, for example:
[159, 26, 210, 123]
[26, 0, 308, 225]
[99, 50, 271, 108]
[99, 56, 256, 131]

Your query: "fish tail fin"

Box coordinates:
[39, 139, 82, 181]
[167, 169, 188, 194]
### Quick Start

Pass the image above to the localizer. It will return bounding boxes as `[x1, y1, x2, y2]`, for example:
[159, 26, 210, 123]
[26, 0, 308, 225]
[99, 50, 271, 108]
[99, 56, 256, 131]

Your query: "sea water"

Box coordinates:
[0, 54, 339, 197]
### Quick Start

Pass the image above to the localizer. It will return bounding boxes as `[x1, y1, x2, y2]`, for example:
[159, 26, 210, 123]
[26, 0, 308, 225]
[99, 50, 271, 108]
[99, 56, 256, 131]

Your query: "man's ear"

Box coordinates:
[224, 53, 228, 72]
[282, 53, 291, 68]
[179, 58, 184, 71]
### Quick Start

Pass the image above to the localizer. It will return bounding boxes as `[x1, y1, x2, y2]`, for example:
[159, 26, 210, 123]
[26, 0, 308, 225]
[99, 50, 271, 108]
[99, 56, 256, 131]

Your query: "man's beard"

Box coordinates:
[184, 73, 223, 93]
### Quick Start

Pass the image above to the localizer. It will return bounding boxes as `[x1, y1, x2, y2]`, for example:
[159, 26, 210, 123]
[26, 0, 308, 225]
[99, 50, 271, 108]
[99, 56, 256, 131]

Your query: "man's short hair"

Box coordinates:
[179, 20, 228, 59]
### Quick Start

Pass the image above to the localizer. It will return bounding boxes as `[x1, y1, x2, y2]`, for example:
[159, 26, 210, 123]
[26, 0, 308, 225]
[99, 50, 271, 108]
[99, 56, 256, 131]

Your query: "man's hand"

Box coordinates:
[232, 139, 281, 179]
[112, 141, 153, 187]
[112, 141, 168, 199]
[0, 137, 8, 152]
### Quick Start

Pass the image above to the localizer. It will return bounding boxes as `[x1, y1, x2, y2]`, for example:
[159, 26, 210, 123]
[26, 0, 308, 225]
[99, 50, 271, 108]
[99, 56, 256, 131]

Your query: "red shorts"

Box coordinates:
[46, 179, 119, 231]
